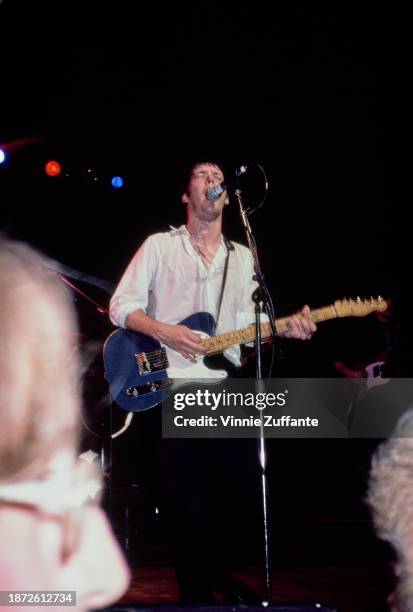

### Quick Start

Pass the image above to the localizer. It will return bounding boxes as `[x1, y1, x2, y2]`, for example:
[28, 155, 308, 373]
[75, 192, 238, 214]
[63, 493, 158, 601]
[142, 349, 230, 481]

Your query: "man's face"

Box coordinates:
[182, 163, 229, 222]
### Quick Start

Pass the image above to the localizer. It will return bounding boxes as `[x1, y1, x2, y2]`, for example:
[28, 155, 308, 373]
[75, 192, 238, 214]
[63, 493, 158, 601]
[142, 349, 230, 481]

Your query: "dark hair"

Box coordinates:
[180, 159, 227, 196]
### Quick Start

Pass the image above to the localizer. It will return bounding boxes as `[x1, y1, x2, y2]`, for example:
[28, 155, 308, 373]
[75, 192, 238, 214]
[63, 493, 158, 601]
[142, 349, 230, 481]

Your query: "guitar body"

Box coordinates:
[103, 312, 226, 412]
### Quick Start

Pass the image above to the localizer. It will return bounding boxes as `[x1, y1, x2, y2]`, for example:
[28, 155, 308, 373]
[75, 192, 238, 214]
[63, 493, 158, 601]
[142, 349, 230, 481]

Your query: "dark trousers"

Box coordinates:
[161, 435, 261, 601]
[136, 355, 262, 602]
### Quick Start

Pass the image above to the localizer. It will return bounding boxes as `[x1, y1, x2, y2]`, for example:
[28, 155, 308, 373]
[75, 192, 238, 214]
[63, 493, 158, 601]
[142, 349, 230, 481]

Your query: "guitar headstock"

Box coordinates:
[334, 297, 388, 318]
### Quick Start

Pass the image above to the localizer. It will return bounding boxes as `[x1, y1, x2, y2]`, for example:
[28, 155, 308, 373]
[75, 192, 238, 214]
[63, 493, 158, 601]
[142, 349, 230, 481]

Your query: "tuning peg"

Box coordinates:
[356, 296, 361, 302]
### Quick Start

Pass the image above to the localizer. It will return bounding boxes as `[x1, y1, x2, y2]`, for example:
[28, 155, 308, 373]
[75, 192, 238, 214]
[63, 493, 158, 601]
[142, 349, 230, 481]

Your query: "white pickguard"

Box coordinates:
[365, 360, 390, 390]
[168, 358, 227, 380]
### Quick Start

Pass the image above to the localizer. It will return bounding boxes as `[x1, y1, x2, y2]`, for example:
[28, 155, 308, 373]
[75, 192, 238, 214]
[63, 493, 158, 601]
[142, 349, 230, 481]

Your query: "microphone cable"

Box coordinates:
[244, 161, 269, 215]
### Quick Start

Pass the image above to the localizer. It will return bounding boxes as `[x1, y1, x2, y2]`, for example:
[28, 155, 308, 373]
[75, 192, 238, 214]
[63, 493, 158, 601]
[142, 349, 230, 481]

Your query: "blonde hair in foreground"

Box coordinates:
[0, 236, 80, 482]
[368, 409, 413, 612]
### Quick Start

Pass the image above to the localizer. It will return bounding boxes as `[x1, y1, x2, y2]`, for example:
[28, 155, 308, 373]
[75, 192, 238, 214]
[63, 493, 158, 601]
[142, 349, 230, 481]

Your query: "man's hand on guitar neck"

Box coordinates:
[284, 305, 317, 340]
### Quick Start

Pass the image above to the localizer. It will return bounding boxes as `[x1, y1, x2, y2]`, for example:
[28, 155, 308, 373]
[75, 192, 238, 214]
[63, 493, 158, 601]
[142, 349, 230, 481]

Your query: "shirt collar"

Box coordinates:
[169, 225, 226, 246]
[169, 224, 187, 235]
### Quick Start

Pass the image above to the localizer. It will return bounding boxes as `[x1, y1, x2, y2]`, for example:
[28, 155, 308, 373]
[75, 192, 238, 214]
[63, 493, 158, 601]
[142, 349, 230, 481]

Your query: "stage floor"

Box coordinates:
[108, 516, 394, 612]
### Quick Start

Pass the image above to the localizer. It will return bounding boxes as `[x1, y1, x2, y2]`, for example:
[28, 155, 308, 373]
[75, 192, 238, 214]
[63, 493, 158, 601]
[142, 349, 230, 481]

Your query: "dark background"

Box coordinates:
[0, 1, 405, 540]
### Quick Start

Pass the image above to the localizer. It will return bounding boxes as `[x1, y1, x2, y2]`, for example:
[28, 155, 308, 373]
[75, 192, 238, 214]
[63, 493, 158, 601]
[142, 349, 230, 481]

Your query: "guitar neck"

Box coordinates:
[201, 304, 338, 355]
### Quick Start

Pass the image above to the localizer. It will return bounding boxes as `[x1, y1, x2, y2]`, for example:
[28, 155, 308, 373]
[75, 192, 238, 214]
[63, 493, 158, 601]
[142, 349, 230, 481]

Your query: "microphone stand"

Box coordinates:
[234, 187, 277, 605]
[58, 274, 112, 486]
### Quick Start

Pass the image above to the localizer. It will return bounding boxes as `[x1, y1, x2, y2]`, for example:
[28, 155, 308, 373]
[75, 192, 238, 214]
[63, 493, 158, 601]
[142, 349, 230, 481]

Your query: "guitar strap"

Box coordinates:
[214, 236, 234, 334]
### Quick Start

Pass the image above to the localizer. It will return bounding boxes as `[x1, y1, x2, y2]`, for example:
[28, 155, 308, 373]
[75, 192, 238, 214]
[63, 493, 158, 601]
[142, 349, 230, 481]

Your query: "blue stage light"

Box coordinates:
[111, 176, 124, 189]
[0, 149, 6, 164]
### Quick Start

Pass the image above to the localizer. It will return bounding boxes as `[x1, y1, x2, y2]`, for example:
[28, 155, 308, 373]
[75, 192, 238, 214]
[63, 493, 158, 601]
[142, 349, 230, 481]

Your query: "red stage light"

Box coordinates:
[45, 160, 62, 177]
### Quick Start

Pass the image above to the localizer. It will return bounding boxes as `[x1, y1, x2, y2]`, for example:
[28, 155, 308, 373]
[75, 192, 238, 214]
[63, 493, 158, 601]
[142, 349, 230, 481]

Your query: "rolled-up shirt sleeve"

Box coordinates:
[109, 236, 158, 328]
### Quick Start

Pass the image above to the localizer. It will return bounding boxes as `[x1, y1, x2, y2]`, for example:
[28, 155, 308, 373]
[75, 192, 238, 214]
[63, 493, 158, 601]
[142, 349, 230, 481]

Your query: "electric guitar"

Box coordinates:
[335, 351, 391, 390]
[103, 297, 388, 412]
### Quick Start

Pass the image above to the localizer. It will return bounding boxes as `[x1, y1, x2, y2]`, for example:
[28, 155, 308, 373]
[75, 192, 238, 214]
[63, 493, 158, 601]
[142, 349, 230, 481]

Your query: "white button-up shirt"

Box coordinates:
[109, 225, 261, 366]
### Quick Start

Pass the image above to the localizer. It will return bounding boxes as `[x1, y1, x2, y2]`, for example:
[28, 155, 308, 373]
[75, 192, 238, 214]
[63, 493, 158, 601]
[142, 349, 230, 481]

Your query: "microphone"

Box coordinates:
[206, 164, 248, 202]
